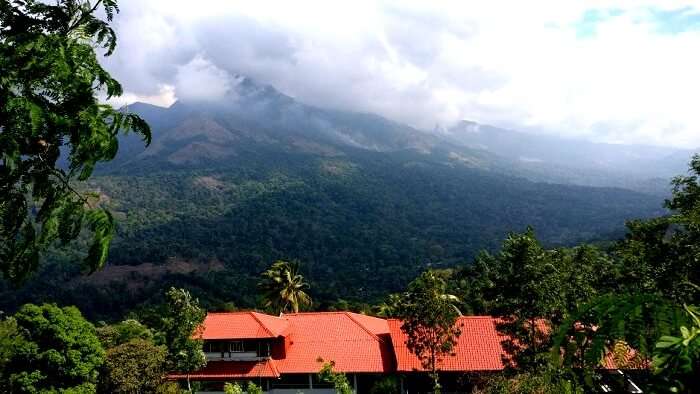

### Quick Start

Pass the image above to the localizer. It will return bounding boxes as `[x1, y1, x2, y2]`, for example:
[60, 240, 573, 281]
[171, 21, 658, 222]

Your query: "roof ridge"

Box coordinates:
[250, 311, 286, 320]
[248, 311, 275, 337]
[284, 311, 347, 315]
[268, 358, 280, 377]
[344, 312, 381, 342]
[387, 315, 496, 320]
[208, 310, 266, 315]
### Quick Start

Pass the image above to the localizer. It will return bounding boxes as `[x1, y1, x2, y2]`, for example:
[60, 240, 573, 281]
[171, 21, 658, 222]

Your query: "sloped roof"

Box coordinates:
[276, 312, 394, 373]
[388, 316, 507, 372]
[198, 312, 289, 340]
[177, 311, 646, 381]
[169, 360, 280, 379]
[347, 312, 391, 336]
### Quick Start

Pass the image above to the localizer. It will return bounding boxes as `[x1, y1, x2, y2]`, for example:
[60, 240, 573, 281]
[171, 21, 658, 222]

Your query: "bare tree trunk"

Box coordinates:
[431, 349, 440, 394]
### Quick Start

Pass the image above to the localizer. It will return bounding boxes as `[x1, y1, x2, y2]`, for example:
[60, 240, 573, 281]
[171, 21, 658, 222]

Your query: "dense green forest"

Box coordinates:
[1, 155, 697, 392]
[0, 145, 665, 320]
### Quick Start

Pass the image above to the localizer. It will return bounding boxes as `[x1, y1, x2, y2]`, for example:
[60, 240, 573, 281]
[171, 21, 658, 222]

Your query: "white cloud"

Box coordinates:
[104, 84, 176, 108]
[174, 55, 232, 102]
[104, 0, 700, 148]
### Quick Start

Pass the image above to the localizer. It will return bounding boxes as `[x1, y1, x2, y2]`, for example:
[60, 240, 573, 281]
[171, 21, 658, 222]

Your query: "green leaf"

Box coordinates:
[83, 208, 115, 272]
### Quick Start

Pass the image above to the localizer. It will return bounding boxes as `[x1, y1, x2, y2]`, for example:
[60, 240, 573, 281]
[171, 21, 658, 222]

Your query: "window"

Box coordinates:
[204, 342, 224, 353]
[230, 341, 244, 352]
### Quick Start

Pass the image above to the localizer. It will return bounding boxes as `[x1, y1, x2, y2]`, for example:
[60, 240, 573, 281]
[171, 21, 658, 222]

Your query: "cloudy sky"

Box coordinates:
[103, 0, 700, 148]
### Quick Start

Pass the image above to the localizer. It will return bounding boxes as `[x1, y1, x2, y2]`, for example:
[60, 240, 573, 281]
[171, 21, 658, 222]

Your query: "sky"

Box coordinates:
[103, 0, 700, 148]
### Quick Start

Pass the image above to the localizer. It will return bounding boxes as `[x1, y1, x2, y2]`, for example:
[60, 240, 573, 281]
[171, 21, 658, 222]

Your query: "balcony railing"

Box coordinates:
[204, 351, 268, 361]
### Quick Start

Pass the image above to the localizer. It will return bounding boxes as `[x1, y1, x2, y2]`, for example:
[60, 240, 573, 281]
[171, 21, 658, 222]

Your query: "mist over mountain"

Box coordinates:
[109, 76, 694, 194]
[3, 76, 690, 319]
[445, 120, 693, 189]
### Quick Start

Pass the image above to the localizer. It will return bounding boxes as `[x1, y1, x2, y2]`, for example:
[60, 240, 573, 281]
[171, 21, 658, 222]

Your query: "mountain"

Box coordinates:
[111, 77, 441, 168]
[444, 120, 695, 193]
[0, 77, 686, 320]
[110, 79, 694, 195]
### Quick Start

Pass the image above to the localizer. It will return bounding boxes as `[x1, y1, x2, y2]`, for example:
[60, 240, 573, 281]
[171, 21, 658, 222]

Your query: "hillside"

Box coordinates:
[0, 77, 678, 320]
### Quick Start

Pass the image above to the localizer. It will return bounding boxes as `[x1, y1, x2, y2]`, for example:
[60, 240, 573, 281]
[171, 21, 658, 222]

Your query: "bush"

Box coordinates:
[224, 382, 243, 394]
[370, 376, 399, 394]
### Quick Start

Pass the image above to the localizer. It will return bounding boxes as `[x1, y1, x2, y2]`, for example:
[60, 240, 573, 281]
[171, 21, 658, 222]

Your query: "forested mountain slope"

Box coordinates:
[0, 77, 677, 320]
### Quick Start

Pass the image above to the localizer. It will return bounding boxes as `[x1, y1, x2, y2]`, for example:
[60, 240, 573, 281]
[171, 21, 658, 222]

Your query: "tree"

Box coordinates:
[0, 0, 151, 282]
[369, 376, 399, 394]
[259, 260, 312, 314]
[248, 381, 264, 394]
[318, 360, 352, 394]
[553, 156, 700, 391]
[102, 338, 167, 393]
[96, 318, 154, 348]
[157, 287, 206, 392]
[0, 317, 28, 386]
[478, 229, 564, 369]
[611, 154, 700, 304]
[223, 382, 244, 394]
[553, 294, 682, 380]
[1, 303, 105, 393]
[478, 366, 582, 394]
[397, 270, 462, 394]
[373, 293, 403, 318]
[653, 304, 700, 393]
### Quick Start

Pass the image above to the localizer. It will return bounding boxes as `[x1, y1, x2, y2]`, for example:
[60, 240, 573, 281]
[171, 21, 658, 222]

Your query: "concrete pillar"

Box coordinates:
[308, 373, 314, 389]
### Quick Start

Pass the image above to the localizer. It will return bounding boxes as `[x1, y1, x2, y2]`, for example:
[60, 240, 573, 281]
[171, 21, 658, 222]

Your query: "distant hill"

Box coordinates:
[0, 76, 688, 320]
[444, 120, 694, 193]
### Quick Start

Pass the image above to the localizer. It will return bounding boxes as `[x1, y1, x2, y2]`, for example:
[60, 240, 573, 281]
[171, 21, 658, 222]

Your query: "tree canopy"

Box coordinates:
[101, 338, 167, 393]
[550, 156, 700, 392]
[155, 287, 205, 391]
[0, 0, 150, 282]
[0, 303, 105, 393]
[396, 270, 462, 393]
[259, 260, 312, 314]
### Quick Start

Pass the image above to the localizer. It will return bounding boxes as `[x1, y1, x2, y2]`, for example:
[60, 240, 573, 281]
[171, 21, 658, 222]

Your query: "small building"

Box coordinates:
[169, 311, 395, 393]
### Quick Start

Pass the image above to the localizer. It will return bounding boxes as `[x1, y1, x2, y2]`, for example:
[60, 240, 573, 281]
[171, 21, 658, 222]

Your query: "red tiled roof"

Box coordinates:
[198, 312, 288, 340]
[276, 312, 394, 374]
[388, 316, 507, 372]
[169, 360, 280, 379]
[347, 312, 391, 336]
[177, 311, 647, 382]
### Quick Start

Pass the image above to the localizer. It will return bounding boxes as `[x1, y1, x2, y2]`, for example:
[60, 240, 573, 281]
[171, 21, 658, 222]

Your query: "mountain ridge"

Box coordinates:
[2, 76, 684, 320]
[114, 75, 694, 195]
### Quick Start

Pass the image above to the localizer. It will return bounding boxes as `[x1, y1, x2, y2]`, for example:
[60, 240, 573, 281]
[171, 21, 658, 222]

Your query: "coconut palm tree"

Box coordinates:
[259, 260, 312, 314]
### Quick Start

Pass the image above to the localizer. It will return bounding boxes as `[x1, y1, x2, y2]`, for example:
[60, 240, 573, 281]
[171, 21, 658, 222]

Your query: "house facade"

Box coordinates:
[168, 311, 642, 393]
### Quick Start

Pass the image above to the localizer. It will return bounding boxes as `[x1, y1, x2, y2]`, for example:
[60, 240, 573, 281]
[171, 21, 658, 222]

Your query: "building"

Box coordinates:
[169, 311, 644, 393]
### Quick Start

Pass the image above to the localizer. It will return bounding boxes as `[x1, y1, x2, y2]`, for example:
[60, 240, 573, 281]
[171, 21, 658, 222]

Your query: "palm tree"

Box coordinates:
[259, 260, 312, 314]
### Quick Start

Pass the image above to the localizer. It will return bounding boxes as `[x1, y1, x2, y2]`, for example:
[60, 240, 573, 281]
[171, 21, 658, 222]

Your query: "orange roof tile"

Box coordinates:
[346, 312, 391, 336]
[169, 360, 280, 379]
[198, 312, 288, 340]
[276, 312, 394, 373]
[388, 316, 507, 372]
